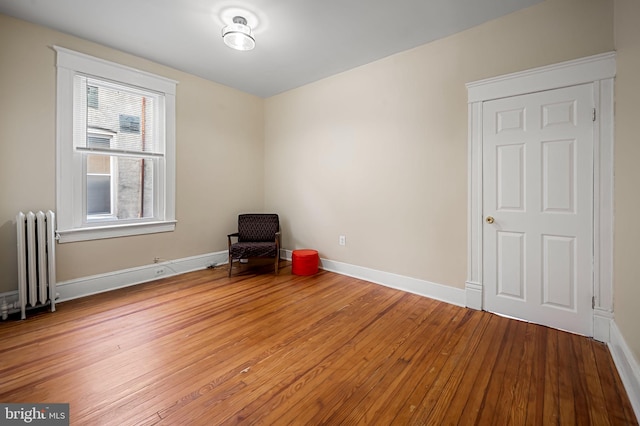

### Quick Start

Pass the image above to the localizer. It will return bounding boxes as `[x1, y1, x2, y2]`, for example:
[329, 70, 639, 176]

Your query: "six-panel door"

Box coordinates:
[482, 83, 594, 336]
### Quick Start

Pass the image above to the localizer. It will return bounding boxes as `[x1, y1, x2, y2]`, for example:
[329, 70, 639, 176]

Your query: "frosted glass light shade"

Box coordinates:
[222, 17, 255, 51]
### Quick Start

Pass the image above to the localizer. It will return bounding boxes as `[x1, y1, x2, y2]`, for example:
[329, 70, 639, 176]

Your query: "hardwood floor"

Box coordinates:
[0, 263, 636, 425]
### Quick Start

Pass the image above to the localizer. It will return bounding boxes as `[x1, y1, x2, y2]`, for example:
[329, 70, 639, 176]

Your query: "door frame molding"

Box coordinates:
[465, 52, 616, 340]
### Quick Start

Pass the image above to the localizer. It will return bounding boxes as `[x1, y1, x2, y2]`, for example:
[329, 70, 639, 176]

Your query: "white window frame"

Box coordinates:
[55, 46, 177, 243]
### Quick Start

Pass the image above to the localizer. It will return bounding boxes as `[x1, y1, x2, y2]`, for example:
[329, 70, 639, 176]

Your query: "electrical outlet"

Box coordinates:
[155, 267, 165, 276]
[339, 235, 346, 246]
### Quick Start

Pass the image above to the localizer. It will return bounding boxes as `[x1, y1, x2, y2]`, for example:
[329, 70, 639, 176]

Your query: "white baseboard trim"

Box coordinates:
[593, 308, 614, 343]
[56, 251, 228, 302]
[465, 281, 483, 310]
[281, 249, 466, 307]
[609, 321, 640, 422]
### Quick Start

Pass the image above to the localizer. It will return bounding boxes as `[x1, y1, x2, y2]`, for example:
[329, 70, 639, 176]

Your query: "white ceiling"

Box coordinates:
[0, 0, 543, 98]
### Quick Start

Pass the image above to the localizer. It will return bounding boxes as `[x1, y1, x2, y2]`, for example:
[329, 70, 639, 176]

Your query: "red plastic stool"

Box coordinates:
[292, 249, 319, 276]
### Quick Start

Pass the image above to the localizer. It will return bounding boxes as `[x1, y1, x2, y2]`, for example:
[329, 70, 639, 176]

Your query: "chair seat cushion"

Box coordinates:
[230, 242, 277, 259]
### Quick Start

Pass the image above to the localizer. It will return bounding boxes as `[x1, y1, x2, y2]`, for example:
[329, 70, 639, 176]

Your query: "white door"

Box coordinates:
[482, 84, 594, 336]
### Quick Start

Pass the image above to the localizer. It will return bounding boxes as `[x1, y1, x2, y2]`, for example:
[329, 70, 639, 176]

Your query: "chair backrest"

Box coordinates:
[238, 214, 279, 242]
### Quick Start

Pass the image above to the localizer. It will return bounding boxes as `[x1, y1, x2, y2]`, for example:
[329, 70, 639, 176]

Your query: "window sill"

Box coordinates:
[56, 220, 177, 243]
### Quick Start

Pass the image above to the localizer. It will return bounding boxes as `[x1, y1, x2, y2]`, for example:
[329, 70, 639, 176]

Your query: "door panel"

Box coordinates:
[542, 234, 575, 309]
[497, 144, 525, 211]
[542, 139, 575, 213]
[496, 231, 525, 300]
[483, 84, 593, 335]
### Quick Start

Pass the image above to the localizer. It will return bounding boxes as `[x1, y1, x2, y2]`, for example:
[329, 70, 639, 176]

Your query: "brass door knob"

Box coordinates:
[485, 216, 495, 224]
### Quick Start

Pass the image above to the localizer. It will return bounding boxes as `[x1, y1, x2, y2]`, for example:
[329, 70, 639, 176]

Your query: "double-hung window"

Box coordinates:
[55, 47, 177, 243]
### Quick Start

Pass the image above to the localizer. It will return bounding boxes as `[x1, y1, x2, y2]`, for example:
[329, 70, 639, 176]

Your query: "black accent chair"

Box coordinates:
[227, 214, 281, 277]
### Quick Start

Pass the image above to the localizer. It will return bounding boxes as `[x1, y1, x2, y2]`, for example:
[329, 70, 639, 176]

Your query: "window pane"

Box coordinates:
[86, 78, 157, 153]
[87, 85, 98, 109]
[87, 175, 111, 215]
[87, 154, 110, 174]
[86, 155, 154, 221]
[116, 157, 154, 219]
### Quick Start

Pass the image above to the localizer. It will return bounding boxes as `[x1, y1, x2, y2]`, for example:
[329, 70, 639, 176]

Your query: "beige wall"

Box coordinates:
[0, 14, 265, 287]
[614, 0, 640, 363]
[264, 0, 614, 288]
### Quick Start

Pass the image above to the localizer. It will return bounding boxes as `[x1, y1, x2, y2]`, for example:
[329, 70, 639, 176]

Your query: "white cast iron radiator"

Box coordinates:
[16, 211, 57, 319]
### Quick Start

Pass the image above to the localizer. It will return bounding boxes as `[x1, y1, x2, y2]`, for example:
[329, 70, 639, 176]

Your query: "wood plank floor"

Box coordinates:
[0, 263, 636, 425]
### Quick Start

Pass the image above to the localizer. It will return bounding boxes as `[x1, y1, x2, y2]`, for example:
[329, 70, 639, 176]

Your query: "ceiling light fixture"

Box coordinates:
[222, 16, 255, 51]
